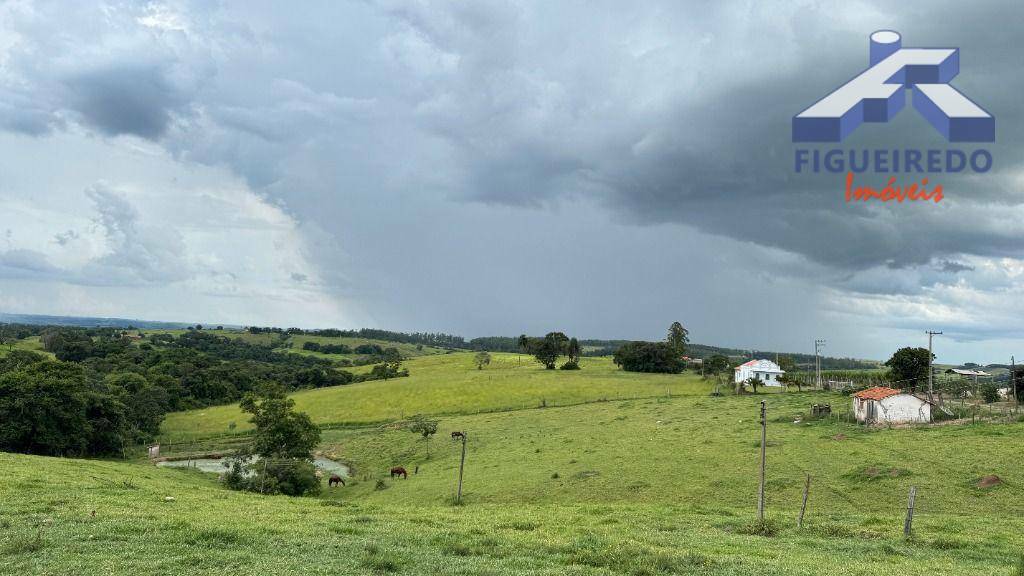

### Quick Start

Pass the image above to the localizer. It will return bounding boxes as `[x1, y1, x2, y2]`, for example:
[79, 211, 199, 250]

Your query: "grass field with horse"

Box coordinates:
[2, 352, 1023, 575]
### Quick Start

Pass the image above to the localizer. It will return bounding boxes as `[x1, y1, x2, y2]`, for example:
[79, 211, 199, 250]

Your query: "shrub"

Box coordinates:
[980, 382, 1001, 404]
[225, 458, 321, 496]
[736, 518, 779, 537]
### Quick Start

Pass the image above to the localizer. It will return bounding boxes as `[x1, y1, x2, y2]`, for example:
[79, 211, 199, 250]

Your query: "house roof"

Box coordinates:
[734, 359, 784, 373]
[946, 368, 991, 377]
[852, 386, 903, 401]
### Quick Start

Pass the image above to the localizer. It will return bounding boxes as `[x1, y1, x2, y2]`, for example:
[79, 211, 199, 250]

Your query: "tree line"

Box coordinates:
[0, 327, 407, 458]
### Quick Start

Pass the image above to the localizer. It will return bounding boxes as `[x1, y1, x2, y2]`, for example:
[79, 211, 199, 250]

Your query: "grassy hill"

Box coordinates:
[5, 344, 1024, 574]
[159, 353, 712, 441]
[5, 391, 1023, 574]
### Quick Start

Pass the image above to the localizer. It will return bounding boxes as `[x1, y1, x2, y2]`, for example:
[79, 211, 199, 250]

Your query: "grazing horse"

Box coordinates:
[390, 466, 408, 479]
[328, 474, 345, 487]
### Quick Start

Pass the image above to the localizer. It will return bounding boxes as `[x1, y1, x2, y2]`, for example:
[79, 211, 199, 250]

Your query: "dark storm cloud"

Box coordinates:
[63, 63, 189, 140]
[384, 0, 1024, 277]
[1, 0, 1022, 358]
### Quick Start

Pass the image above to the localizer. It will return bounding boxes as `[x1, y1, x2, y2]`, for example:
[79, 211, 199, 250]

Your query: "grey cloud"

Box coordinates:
[81, 183, 192, 285]
[0, 248, 62, 280]
[940, 260, 975, 274]
[62, 62, 190, 140]
[1, 0, 1022, 357]
[379, 0, 1024, 274]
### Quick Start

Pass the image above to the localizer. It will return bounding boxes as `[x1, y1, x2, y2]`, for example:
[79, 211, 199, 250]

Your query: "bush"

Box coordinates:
[560, 360, 580, 370]
[224, 457, 321, 496]
[980, 382, 1001, 404]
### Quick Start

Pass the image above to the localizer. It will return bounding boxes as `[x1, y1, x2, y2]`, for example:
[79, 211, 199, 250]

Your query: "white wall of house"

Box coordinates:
[853, 395, 931, 424]
[734, 360, 784, 386]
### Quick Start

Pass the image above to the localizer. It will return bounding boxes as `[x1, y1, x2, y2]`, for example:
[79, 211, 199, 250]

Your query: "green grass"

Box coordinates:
[319, 392, 1023, 514]
[160, 353, 711, 441]
[8, 347, 1024, 574]
[3, 391, 1023, 575]
[0, 336, 52, 359]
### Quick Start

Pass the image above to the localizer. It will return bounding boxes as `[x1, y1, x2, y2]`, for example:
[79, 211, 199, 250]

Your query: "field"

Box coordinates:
[160, 353, 712, 441]
[3, 350, 1024, 575]
[0, 336, 51, 358]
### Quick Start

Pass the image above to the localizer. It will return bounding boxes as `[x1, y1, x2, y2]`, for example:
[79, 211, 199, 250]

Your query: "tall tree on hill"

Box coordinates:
[667, 322, 689, 356]
[517, 334, 529, 366]
[884, 347, 933, 391]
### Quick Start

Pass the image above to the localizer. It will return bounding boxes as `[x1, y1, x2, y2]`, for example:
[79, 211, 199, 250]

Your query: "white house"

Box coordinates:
[852, 387, 931, 425]
[734, 359, 785, 386]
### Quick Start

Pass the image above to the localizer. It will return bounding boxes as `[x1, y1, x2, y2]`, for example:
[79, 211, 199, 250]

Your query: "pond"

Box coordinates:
[157, 456, 349, 477]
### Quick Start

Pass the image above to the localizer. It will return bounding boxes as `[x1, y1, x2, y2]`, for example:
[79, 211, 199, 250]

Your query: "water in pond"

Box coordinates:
[158, 456, 349, 477]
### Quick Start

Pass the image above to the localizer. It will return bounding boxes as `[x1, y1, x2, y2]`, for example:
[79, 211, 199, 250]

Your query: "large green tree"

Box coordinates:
[613, 342, 685, 374]
[532, 332, 569, 370]
[667, 322, 689, 355]
[240, 387, 321, 459]
[884, 347, 933, 390]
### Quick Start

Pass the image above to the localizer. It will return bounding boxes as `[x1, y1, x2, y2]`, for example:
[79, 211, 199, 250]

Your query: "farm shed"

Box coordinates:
[852, 387, 931, 425]
[734, 359, 785, 386]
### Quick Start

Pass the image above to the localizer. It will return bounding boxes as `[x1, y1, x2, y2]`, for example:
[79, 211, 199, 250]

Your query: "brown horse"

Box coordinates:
[390, 466, 408, 479]
[328, 474, 345, 487]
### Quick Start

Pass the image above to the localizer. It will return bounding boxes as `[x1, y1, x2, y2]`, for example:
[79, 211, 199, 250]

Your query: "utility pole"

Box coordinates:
[1012, 356, 1018, 411]
[758, 400, 767, 522]
[926, 331, 942, 404]
[814, 339, 826, 389]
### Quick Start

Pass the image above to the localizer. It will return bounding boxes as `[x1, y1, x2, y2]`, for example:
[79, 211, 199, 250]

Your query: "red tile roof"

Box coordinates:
[852, 386, 902, 401]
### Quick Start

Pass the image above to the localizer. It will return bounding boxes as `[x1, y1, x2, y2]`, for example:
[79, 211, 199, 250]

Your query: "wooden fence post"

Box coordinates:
[797, 474, 811, 528]
[903, 486, 917, 538]
[758, 401, 766, 522]
[455, 432, 467, 504]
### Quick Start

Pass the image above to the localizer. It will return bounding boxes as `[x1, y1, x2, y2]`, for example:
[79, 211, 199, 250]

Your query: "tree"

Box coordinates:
[239, 387, 321, 459]
[884, 347, 933, 390]
[667, 322, 689, 355]
[980, 382, 1001, 404]
[746, 375, 763, 394]
[0, 359, 91, 456]
[517, 334, 529, 365]
[704, 354, 730, 376]
[408, 414, 439, 457]
[612, 342, 685, 374]
[561, 337, 582, 370]
[229, 387, 322, 497]
[532, 332, 569, 370]
[474, 351, 492, 370]
[777, 356, 800, 390]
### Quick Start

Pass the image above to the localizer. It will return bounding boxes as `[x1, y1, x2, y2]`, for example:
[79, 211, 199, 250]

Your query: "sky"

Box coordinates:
[0, 0, 1022, 364]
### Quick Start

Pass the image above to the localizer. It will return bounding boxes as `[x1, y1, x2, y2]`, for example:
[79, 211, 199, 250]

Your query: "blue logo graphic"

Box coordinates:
[793, 31, 994, 143]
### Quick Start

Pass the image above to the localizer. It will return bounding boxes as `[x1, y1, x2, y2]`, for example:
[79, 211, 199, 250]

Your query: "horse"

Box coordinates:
[390, 466, 408, 479]
[328, 474, 345, 487]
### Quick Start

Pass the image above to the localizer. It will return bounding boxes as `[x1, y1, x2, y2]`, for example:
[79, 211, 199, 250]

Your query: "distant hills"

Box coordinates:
[0, 312, 202, 330]
[1, 312, 879, 368]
